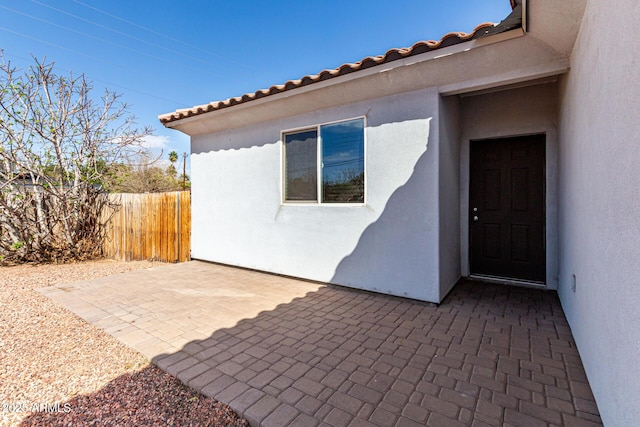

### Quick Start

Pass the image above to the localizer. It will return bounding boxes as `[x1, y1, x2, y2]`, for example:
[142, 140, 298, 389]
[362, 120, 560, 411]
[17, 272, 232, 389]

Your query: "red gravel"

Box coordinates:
[0, 260, 248, 427]
[20, 366, 248, 427]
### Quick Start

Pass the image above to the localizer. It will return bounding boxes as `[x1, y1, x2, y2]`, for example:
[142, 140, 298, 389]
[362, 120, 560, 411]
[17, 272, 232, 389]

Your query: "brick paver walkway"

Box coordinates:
[40, 261, 602, 426]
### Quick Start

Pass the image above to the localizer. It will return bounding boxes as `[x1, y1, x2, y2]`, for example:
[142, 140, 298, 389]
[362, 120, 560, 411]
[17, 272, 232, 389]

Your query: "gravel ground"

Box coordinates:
[0, 260, 248, 427]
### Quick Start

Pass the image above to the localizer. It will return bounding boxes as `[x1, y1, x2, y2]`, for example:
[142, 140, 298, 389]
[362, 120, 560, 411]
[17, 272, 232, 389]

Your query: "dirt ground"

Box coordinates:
[0, 260, 248, 426]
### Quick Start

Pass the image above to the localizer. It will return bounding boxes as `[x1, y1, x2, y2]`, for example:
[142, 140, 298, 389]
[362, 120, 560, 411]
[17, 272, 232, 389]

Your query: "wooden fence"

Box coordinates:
[103, 191, 191, 263]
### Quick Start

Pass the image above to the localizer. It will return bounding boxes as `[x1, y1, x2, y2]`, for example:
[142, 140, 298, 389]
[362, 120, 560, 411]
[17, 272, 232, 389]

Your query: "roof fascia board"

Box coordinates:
[162, 28, 525, 130]
[438, 58, 569, 96]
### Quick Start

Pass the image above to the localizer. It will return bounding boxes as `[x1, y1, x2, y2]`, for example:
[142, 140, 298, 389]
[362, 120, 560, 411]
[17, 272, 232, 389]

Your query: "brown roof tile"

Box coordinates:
[160, 6, 520, 125]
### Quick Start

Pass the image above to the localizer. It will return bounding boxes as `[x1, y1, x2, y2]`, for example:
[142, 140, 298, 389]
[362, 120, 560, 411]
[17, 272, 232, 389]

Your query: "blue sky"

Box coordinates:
[0, 0, 512, 170]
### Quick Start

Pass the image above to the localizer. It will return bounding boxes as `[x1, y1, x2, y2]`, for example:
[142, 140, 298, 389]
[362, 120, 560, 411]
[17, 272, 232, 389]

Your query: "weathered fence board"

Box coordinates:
[103, 192, 191, 262]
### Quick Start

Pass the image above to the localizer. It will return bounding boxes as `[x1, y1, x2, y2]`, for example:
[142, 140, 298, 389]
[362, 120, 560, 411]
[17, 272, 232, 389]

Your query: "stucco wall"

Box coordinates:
[191, 88, 443, 302]
[438, 95, 461, 299]
[557, 0, 640, 424]
[459, 83, 559, 288]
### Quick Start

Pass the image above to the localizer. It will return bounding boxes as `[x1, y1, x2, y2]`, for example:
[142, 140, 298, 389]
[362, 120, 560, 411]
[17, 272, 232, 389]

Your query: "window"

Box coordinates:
[284, 129, 318, 201]
[284, 118, 364, 204]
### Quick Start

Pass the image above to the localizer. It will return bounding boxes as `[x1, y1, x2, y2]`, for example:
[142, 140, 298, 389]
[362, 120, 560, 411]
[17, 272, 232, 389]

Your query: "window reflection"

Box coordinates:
[283, 118, 364, 204]
[284, 130, 317, 201]
[321, 119, 364, 203]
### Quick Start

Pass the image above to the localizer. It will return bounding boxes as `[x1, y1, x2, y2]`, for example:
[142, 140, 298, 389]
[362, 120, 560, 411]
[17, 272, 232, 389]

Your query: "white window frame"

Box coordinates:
[281, 116, 367, 206]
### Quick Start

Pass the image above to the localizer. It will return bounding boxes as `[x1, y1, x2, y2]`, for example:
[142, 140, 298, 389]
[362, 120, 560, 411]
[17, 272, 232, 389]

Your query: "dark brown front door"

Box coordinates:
[470, 135, 546, 282]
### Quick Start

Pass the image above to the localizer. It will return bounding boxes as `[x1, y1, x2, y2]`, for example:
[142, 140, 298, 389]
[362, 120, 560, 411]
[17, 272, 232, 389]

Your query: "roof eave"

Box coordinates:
[159, 1, 528, 127]
[160, 27, 526, 131]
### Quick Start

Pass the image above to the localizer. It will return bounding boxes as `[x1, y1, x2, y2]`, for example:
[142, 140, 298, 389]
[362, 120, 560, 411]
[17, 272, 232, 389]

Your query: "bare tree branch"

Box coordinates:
[0, 55, 151, 263]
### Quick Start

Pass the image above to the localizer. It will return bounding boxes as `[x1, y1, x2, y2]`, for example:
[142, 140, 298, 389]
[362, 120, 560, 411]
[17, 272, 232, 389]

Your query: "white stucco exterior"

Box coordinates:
[437, 95, 461, 298]
[556, 0, 640, 424]
[163, 1, 640, 421]
[171, 25, 571, 305]
[191, 89, 444, 302]
[459, 83, 560, 289]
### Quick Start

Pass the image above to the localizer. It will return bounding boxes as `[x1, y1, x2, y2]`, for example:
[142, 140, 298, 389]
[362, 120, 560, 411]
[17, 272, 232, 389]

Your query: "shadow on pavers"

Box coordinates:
[25, 281, 602, 427]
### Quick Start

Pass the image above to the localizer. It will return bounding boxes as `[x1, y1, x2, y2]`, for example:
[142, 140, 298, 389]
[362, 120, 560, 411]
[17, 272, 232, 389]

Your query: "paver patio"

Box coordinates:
[40, 261, 602, 426]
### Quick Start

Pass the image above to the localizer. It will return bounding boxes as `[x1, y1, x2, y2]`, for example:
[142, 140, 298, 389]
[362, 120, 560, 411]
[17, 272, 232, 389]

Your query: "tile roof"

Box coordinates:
[160, 4, 520, 125]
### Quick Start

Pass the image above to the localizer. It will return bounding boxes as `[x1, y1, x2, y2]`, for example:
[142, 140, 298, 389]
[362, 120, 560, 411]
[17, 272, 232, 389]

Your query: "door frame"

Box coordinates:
[460, 131, 559, 290]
